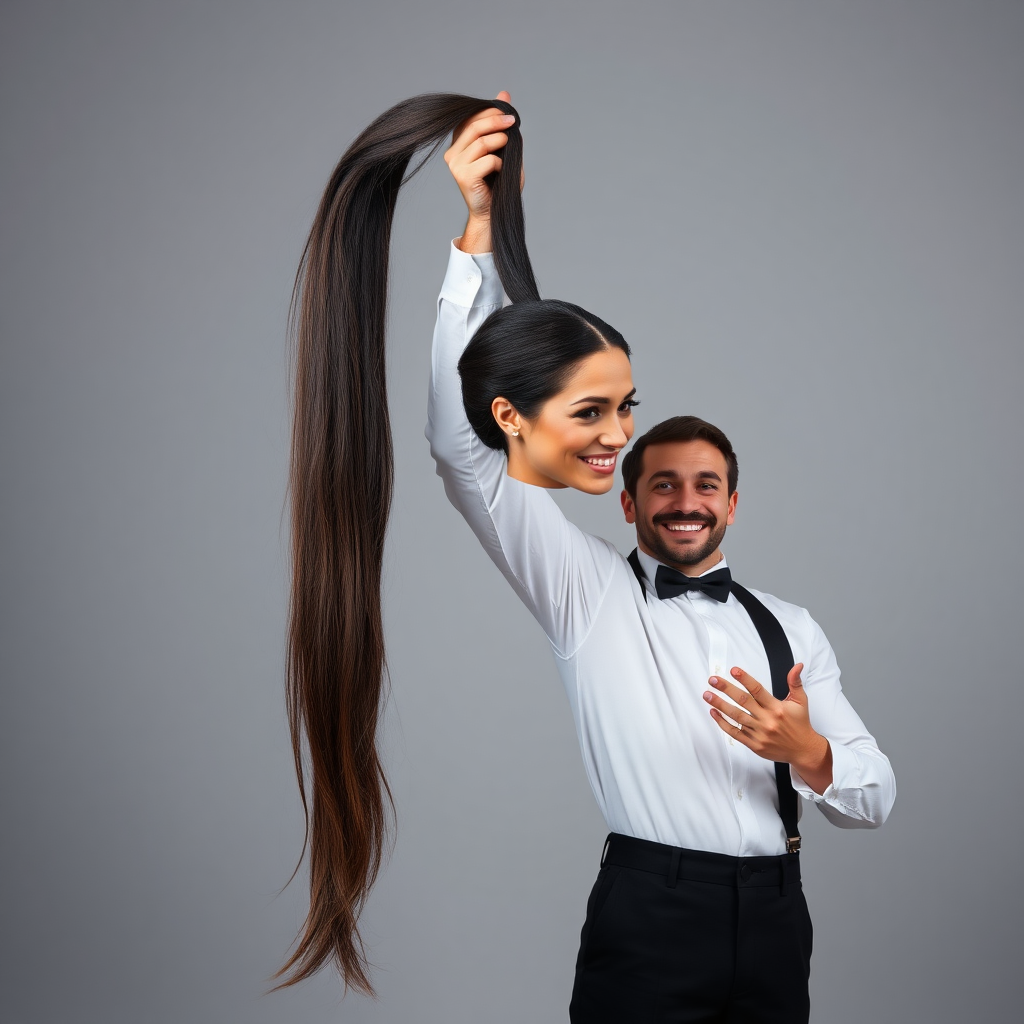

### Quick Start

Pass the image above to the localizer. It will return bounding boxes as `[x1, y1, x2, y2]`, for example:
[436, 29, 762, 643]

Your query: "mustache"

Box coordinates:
[652, 511, 717, 527]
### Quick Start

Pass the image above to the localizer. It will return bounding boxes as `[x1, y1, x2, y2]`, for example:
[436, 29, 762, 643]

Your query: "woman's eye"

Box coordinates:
[573, 407, 601, 420]
[619, 398, 640, 413]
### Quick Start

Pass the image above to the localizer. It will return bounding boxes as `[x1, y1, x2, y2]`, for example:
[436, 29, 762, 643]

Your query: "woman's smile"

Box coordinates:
[579, 452, 619, 474]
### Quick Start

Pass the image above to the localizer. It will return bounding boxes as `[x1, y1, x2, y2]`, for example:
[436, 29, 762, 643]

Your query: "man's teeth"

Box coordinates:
[665, 523, 704, 531]
[582, 456, 615, 466]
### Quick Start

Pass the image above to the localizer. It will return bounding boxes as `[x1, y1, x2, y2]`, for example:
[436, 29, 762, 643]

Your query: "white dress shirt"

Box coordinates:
[426, 242, 895, 857]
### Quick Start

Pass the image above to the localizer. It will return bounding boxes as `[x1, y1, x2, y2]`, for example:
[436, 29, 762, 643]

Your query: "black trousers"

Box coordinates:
[569, 834, 813, 1024]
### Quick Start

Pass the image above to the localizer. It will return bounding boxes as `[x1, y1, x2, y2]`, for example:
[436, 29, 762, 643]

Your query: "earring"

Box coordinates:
[511, 430, 519, 437]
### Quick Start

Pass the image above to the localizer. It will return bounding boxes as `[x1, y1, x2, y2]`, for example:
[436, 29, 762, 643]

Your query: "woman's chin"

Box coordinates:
[573, 473, 616, 495]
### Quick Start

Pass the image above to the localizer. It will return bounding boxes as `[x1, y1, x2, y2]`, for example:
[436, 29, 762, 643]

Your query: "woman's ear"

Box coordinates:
[491, 397, 523, 438]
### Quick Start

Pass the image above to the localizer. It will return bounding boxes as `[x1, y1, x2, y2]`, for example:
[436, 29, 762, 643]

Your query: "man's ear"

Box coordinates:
[491, 397, 522, 439]
[726, 489, 738, 525]
[621, 489, 636, 524]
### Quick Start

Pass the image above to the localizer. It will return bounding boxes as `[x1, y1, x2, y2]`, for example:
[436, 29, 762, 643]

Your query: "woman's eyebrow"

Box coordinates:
[570, 387, 637, 406]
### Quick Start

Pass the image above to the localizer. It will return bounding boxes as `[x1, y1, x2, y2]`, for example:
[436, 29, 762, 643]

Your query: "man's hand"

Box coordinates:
[703, 664, 834, 795]
[444, 91, 519, 254]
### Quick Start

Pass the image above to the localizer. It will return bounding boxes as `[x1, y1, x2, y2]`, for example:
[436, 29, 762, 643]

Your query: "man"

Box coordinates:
[428, 102, 895, 1023]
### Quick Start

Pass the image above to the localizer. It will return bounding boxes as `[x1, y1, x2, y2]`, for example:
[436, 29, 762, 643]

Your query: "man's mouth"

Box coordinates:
[654, 514, 716, 536]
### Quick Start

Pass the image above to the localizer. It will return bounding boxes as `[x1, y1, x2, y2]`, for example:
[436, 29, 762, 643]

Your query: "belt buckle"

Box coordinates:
[785, 836, 802, 854]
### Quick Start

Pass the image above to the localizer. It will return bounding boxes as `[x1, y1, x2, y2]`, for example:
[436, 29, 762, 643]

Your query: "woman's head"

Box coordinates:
[458, 300, 636, 493]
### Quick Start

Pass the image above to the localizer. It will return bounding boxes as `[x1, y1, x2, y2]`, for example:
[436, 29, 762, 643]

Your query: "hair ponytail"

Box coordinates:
[280, 94, 536, 993]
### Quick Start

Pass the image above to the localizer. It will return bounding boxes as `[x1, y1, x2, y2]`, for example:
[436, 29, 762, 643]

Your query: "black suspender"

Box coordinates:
[627, 549, 802, 854]
[729, 583, 802, 853]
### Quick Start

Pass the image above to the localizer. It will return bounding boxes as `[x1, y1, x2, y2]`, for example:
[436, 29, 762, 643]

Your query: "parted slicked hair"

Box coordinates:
[459, 302, 630, 452]
[621, 415, 739, 496]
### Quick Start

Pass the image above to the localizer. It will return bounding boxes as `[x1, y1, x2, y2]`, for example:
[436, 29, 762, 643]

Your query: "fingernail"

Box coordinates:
[703, 692, 713, 703]
[502, 114, 516, 124]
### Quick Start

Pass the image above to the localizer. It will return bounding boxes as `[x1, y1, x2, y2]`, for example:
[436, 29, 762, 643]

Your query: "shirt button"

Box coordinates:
[736, 788, 743, 800]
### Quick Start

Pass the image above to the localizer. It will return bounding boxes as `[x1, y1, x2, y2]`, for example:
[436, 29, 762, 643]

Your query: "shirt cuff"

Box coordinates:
[790, 740, 856, 805]
[439, 240, 504, 308]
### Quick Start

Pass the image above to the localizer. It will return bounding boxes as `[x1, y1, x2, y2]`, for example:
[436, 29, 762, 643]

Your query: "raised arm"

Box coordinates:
[426, 99, 624, 657]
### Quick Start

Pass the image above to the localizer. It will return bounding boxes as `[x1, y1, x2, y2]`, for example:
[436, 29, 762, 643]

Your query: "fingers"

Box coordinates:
[444, 111, 516, 206]
[728, 667, 772, 706]
[706, 676, 752, 711]
[445, 109, 517, 223]
[704, 688, 753, 729]
[446, 111, 516, 161]
[787, 663, 805, 691]
[703, 681, 751, 729]
[448, 148, 504, 184]
[708, 704, 747, 743]
[453, 134, 508, 173]
[704, 683, 771, 757]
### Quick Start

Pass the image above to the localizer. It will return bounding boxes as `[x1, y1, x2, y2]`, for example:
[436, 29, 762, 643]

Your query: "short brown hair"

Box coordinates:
[621, 415, 738, 496]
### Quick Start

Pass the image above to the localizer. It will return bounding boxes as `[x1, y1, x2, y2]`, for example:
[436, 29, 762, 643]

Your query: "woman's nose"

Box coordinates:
[600, 419, 629, 449]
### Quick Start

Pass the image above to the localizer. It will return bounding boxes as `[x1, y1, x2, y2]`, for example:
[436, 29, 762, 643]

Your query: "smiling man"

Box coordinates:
[549, 412, 890, 1021]
[430, 103, 895, 1024]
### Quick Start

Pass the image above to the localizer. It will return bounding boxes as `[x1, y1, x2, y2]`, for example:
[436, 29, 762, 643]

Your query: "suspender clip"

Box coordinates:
[785, 836, 802, 854]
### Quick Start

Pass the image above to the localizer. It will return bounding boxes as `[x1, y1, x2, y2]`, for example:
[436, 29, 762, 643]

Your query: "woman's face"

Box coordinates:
[495, 347, 637, 494]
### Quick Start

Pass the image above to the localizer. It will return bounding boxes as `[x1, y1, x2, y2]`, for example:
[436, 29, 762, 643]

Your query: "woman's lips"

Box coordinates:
[579, 453, 618, 474]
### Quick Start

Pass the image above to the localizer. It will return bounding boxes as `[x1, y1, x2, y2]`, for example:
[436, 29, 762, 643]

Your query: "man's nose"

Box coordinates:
[675, 487, 704, 512]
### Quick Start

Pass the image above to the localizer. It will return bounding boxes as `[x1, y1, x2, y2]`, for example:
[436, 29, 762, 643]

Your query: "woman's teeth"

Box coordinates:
[581, 456, 616, 467]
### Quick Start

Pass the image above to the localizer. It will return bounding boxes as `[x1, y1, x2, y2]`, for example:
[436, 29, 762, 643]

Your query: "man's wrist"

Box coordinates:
[791, 735, 833, 795]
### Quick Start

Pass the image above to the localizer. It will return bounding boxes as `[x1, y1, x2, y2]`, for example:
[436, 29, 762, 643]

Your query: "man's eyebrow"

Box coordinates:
[570, 388, 637, 406]
[646, 468, 723, 482]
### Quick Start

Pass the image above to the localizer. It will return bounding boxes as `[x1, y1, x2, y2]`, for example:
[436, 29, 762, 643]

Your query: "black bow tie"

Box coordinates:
[654, 564, 733, 603]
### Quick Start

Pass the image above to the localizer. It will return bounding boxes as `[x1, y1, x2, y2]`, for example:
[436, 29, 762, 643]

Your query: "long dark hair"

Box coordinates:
[283, 92, 629, 994]
[282, 93, 536, 994]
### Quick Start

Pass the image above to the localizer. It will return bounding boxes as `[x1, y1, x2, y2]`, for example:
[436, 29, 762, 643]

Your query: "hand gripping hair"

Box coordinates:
[282, 93, 628, 993]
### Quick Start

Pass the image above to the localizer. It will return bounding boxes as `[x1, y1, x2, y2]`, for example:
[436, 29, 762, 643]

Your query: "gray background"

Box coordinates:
[2, 1, 1021, 1021]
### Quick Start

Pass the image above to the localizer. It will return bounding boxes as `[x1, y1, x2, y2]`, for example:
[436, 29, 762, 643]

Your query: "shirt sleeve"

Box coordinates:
[789, 608, 897, 828]
[425, 242, 618, 658]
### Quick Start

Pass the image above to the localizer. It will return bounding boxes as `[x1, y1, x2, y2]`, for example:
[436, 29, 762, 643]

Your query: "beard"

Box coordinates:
[637, 510, 728, 572]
